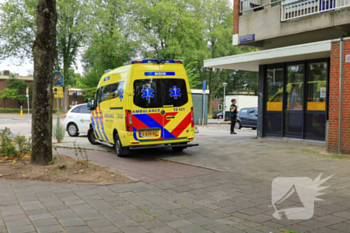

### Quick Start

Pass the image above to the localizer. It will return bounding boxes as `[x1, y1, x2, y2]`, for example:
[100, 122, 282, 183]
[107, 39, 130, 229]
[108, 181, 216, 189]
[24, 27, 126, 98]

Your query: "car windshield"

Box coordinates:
[133, 79, 188, 108]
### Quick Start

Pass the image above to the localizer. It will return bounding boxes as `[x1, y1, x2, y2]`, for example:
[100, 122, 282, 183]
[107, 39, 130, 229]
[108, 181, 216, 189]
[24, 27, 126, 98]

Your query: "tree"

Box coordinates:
[55, 0, 88, 112]
[0, 0, 87, 112]
[82, 0, 139, 88]
[82, 87, 97, 101]
[6, 78, 28, 106]
[31, 0, 57, 165]
[0, 88, 18, 108]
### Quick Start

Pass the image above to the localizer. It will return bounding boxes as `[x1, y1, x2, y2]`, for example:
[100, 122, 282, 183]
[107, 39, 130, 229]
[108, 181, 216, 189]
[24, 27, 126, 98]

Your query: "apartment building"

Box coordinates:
[204, 0, 350, 153]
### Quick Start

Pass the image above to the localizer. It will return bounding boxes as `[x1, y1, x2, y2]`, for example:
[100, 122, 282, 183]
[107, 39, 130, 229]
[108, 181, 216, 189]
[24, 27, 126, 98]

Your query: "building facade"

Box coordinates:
[204, 0, 350, 153]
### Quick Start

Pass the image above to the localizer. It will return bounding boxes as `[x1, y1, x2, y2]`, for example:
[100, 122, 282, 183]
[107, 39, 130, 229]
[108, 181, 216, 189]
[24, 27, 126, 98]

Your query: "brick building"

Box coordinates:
[204, 0, 350, 153]
[0, 75, 33, 108]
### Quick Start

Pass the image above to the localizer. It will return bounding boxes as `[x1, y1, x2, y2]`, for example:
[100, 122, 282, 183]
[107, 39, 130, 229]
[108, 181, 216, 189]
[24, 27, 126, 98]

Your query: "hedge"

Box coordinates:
[0, 108, 61, 113]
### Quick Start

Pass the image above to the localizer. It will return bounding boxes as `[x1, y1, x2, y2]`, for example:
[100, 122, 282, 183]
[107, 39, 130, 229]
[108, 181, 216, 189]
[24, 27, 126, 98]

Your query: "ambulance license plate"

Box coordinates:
[140, 131, 159, 137]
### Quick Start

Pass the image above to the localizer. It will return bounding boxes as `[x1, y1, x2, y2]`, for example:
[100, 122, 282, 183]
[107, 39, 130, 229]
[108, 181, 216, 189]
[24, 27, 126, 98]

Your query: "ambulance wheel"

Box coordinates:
[252, 127, 257, 130]
[114, 133, 129, 157]
[172, 147, 185, 152]
[67, 123, 79, 137]
[88, 129, 99, 145]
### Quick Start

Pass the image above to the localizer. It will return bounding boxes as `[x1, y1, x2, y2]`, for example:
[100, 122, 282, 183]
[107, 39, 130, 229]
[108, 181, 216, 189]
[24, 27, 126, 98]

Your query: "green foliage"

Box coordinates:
[0, 128, 31, 159]
[49, 156, 57, 165]
[82, 87, 97, 101]
[73, 141, 89, 166]
[0, 88, 18, 107]
[81, 0, 139, 88]
[6, 78, 28, 106]
[59, 164, 67, 169]
[53, 124, 65, 142]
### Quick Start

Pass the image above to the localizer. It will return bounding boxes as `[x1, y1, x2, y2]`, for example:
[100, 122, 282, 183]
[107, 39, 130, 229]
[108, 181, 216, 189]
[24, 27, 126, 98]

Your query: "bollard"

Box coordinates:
[20, 105, 23, 118]
[198, 118, 201, 125]
[217, 118, 220, 125]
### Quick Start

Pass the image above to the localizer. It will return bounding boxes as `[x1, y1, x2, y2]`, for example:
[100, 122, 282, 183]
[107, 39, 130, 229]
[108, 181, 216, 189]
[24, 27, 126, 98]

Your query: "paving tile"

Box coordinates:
[7, 224, 35, 233]
[33, 218, 59, 227]
[65, 226, 94, 233]
[59, 219, 86, 227]
[167, 219, 192, 229]
[3, 214, 28, 222]
[36, 224, 65, 233]
[119, 226, 149, 233]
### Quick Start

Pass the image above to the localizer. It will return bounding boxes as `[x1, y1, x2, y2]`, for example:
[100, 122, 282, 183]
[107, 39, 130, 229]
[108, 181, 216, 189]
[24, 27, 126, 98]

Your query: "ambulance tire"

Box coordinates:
[114, 133, 129, 157]
[252, 127, 257, 130]
[88, 129, 99, 145]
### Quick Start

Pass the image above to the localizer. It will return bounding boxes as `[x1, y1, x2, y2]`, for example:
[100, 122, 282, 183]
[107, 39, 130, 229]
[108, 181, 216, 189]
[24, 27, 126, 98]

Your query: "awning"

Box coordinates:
[204, 40, 331, 71]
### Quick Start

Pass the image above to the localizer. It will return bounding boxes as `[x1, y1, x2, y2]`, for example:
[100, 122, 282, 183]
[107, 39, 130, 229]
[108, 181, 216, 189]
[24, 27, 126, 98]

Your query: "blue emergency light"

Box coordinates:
[124, 59, 183, 66]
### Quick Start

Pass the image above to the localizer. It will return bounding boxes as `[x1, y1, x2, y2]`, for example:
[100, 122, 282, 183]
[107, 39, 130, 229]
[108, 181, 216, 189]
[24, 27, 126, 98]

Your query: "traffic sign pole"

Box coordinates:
[53, 71, 64, 141]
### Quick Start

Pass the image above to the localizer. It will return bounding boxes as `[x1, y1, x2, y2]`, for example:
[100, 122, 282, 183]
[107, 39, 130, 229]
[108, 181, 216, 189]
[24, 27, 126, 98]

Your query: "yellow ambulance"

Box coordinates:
[87, 59, 198, 157]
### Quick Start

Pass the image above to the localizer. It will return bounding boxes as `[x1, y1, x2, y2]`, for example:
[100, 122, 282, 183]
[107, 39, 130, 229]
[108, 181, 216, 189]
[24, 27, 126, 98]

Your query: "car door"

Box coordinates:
[79, 105, 91, 134]
[239, 108, 248, 126]
[247, 108, 258, 127]
[70, 106, 81, 126]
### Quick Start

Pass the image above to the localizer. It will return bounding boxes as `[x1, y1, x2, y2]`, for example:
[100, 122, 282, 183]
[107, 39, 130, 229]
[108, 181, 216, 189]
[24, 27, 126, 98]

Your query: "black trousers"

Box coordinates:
[230, 115, 237, 132]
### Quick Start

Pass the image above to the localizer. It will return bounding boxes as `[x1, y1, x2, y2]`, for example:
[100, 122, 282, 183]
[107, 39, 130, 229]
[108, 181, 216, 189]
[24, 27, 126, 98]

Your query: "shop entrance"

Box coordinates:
[264, 59, 328, 140]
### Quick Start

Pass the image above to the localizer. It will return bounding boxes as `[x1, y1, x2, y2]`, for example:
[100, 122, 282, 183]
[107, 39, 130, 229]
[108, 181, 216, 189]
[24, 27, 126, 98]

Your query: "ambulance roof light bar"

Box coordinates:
[124, 59, 183, 66]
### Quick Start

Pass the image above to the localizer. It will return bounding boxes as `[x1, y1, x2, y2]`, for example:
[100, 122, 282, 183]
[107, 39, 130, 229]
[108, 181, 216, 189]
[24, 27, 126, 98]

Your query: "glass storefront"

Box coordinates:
[264, 59, 328, 140]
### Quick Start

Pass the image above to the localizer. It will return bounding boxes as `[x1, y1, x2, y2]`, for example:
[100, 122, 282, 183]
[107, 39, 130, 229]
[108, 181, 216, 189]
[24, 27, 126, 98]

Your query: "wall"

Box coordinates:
[328, 40, 350, 154]
[192, 93, 208, 125]
[212, 99, 221, 111]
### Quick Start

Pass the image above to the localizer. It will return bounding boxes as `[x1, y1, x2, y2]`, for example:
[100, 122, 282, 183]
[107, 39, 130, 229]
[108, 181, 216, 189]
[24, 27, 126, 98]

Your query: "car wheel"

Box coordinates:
[219, 116, 223, 119]
[87, 128, 99, 145]
[114, 133, 129, 157]
[67, 123, 79, 137]
[235, 121, 241, 129]
[252, 127, 257, 130]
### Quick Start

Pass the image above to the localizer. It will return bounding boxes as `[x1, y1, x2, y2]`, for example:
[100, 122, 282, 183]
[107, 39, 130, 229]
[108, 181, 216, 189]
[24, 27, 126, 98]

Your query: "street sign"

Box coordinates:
[53, 71, 64, 87]
[202, 81, 206, 91]
[54, 87, 64, 98]
[26, 87, 29, 98]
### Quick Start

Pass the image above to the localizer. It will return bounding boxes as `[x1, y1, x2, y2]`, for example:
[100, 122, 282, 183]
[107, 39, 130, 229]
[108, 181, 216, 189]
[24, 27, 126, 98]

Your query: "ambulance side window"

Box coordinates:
[100, 82, 124, 102]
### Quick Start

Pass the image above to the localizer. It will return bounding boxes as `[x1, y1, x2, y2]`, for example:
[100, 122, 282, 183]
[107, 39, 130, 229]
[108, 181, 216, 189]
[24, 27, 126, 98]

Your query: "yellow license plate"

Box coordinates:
[140, 131, 159, 137]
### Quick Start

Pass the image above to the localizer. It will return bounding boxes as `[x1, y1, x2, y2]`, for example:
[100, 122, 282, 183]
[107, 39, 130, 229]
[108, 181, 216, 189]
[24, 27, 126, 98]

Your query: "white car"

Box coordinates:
[64, 104, 91, 137]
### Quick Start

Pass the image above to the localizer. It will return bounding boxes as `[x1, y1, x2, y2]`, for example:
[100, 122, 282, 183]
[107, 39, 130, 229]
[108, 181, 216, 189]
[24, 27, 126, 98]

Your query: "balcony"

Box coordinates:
[240, 0, 350, 21]
[238, 0, 350, 49]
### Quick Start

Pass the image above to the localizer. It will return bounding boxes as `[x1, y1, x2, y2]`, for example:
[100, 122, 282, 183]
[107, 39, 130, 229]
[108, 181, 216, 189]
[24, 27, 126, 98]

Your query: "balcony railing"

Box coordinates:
[281, 0, 350, 21]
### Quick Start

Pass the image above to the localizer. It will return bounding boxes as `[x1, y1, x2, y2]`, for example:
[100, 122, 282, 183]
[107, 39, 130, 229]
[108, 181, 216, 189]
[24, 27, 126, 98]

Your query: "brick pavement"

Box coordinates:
[1, 133, 350, 232]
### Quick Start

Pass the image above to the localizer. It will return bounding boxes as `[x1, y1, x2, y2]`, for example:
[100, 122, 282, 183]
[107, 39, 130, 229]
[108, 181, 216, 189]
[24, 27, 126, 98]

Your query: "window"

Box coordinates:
[71, 106, 81, 113]
[249, 109, 257, 116]
[133, 79, 188, 108]
[101, 82, 124, 102]
[286, 64, 304, 110]
[307, 62, 327, 111]
[79, 105, 91, 114]
[266, 68, 284, 111]
[218, 104, 223, 111]
[240, 109, 248, 115]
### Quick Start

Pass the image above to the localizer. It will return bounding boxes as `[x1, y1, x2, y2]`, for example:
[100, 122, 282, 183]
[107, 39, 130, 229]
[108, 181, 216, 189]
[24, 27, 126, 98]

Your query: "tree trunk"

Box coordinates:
[31, 0, 57, 165]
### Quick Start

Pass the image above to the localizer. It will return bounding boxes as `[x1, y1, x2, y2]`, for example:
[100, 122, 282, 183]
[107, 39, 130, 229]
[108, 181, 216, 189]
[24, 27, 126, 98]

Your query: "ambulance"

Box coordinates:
[87, 59, 198, 157]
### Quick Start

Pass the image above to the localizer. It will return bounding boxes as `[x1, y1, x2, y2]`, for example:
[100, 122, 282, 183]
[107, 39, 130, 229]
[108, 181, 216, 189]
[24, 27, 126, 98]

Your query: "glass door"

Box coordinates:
[265, 67, 284, 136]
[284, 64, 304, 138]
[305, 61, 328, 140]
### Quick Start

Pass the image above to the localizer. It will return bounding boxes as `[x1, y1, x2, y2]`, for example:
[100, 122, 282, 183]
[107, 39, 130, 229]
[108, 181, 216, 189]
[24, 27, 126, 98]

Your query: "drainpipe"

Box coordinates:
[338, 36, 344, 154]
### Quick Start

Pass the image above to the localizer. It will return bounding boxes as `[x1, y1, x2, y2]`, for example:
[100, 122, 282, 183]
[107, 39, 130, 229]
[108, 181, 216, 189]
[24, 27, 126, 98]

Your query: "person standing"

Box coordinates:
[230, 99, 238, 134]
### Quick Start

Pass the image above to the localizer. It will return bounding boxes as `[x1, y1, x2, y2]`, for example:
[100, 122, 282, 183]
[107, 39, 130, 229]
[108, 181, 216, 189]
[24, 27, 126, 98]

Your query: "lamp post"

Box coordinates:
[222, 82, 227, 120]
